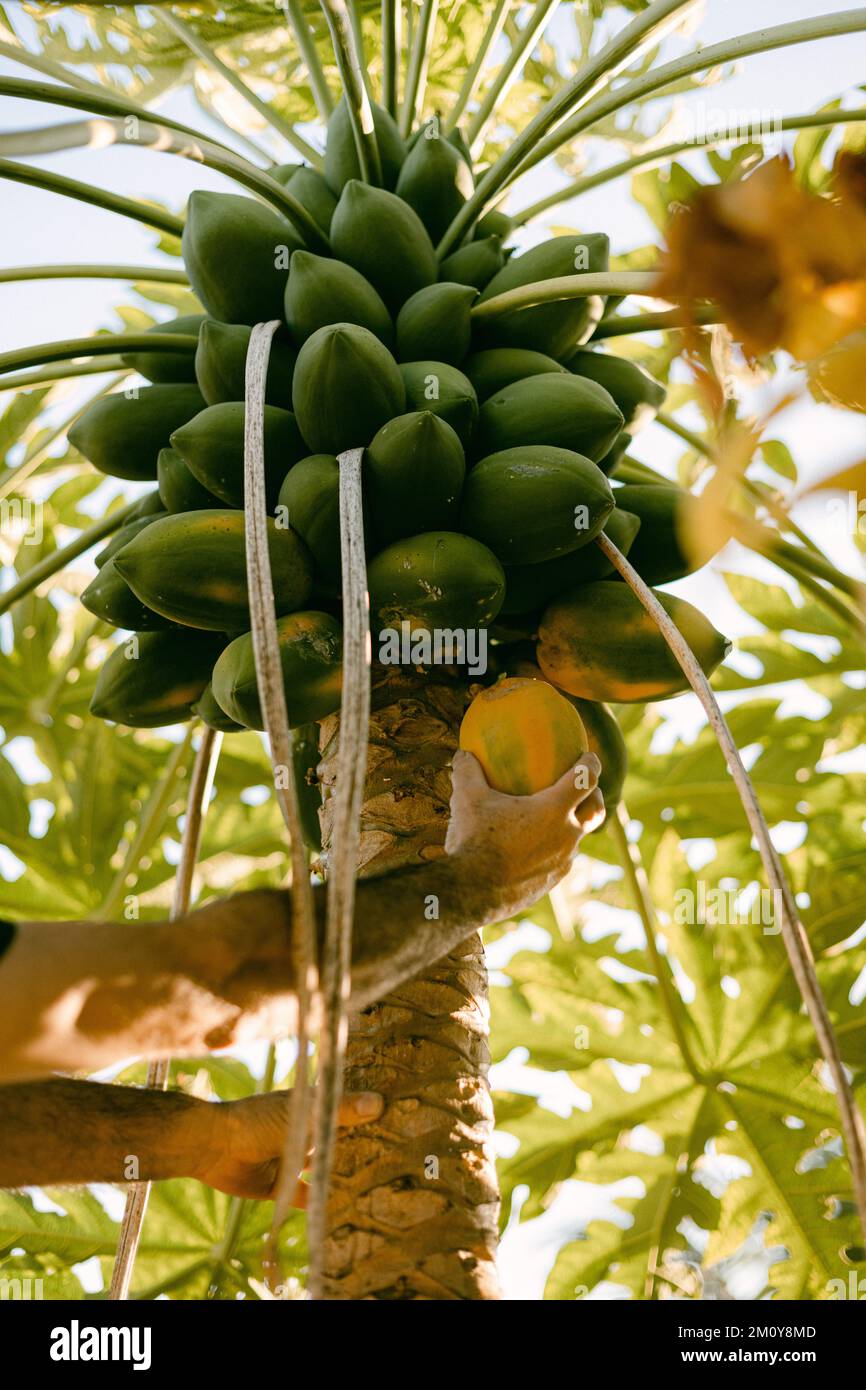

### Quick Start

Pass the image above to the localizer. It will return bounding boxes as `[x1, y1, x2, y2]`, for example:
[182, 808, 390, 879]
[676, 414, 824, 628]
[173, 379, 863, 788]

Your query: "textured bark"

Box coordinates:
[317, 671, 501, 1300]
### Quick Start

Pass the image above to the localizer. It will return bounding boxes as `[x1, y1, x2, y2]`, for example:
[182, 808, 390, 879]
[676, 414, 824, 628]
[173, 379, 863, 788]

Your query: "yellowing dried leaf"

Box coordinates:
[656, 156, 866, 363]
[808, 328, 866, 412]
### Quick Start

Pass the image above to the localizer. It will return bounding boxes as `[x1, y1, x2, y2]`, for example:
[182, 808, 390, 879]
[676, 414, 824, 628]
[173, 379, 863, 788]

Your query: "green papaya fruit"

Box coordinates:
[95, 515, 162, 569]
[569, 697, 628, 810]
[500, 507, 641, 615]
[195, 321, 297, 408]
[394, 124, 474, 242]
[398, 361, 478, 447]
[68, 385, 206, 481]
[181, 190, 302, 325]
[283, 165, 338, 234]
[292, 323, 405, 455]
[475, 373, 623, 463]
[447, 126, 473, 165]
[91, 629, 225, 728]
[212, 610, 343, 730]
[476, 233, 610, 359]
[128, 490, 167, 520]
[474, 208, 513, 242]
[292, 722, 323, 851]
[113, 510, 313, 631]
[610, 484, 703, 585]
[365, 411, 465, 546]
[269, 162, 302, 185]
[597, 432, 631, 477]
[537, 581, 730, 702]
[284, 251, 393, 349]
[324, 96, 406, 193]
[395, 282, 477, 365]
[171, 402, 308, 511]
[120, 314, 205, 384]
[567, 349, 666, 432]
[192, 682, 245, 733]
[368, 531, 505, 634]
[460, 445, 614, 565]
[439, 234, 505, 290]
[463, 348, 567, 401]
[81, 556, 175, 632]
[277, 454, 342, 592]
[330, 181, 437, 313]
[157, 445, 226, 514]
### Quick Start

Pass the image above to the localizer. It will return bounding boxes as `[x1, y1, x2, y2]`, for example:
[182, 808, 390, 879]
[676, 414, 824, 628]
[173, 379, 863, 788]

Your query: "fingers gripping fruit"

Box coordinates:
[509, 657, 628, 811]
[459, 676, 588, 796]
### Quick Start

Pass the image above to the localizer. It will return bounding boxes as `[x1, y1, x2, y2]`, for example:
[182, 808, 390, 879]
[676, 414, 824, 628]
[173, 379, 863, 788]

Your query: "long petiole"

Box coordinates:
[320, 0, 383, 185]
[286, 0, 335, 120]
[0, 500, 141, 618]
[443, 0, 511, 135]
[514, 108, 866, 225]
[399, 0, 439, 138]
[467, 0, 561, 153]
[158, 9, 324, 166]
[517, 10, 866, 180]
[0, 157, 184, 238]
[0, 264, 189, 286]
[0, 119, 329, 251]
[0, 332, 197, 378]
[436, 0, 698, 255]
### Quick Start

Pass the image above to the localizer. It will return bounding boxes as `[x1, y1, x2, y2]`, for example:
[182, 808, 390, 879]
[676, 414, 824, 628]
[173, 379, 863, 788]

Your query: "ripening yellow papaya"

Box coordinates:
[459, 676, 588, 796]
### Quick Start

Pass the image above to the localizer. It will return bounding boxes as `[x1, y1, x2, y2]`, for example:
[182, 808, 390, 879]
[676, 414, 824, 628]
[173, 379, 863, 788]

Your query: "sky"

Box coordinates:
[1, 0, 866, 1300]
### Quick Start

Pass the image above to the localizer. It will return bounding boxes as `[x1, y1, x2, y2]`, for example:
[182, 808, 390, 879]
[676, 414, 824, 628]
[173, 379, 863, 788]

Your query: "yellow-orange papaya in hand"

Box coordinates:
[459, 676, 587, 796]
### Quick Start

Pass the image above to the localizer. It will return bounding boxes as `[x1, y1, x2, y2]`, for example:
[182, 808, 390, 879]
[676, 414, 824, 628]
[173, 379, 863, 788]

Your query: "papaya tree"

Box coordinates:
[2, 0, 866, 1302]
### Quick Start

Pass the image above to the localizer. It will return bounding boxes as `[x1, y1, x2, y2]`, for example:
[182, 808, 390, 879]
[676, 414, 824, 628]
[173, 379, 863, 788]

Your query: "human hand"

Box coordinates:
[444, 749, 604, 913]
[190, 1089, 384, 1200]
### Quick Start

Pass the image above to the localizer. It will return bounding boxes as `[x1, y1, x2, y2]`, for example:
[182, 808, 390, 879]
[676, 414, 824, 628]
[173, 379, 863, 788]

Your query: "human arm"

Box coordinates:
[0, 752, 602, 1082]
[0, 1080, 382, 1199]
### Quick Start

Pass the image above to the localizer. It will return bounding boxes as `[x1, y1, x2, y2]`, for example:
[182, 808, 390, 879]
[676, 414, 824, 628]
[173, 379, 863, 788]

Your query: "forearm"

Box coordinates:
[0, 1080, 207, 1189]
[0, 853, 507, 1083]
[0, 898, 298, 1082]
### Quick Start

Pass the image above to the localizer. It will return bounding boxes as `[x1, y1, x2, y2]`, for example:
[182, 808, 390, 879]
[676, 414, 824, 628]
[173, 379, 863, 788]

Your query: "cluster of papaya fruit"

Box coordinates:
[72, 98, 731, 821]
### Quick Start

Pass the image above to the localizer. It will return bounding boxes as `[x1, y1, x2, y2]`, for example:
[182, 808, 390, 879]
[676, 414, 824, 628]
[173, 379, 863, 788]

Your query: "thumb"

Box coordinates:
[450, 748, 491, 797]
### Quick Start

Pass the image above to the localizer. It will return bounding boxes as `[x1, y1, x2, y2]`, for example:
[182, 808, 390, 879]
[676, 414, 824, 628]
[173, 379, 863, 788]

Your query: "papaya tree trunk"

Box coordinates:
[317, 671, 501, 1300]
